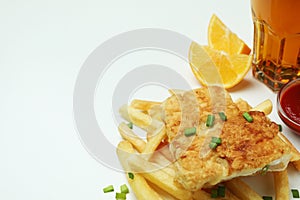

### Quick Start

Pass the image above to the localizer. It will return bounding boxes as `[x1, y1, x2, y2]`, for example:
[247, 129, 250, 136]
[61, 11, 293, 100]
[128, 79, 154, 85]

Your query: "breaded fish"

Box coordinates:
[162, 87, 292, 191]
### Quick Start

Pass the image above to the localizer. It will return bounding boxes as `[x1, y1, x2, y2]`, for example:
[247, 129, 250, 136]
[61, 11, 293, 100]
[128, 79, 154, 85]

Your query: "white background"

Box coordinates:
[1, 0, 299, 199]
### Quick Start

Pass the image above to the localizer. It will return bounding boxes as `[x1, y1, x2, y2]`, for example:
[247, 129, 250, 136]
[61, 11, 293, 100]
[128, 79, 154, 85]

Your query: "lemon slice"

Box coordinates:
[189, 42, 251, 89]
[208, 14, 251, 55]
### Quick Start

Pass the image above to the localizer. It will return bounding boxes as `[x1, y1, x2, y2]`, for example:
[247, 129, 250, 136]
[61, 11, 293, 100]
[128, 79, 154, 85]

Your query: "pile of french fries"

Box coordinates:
[116, 94, 300, 200]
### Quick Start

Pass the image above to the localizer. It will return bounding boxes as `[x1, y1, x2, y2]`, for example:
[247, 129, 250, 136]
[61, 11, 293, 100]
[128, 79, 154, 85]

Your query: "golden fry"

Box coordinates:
[273, 169, 290, 200]
[148, 104, 163, 121]
[119, 105, 152, 128]
[128, 174, 163, 200]
[127, 106, 153, 129]
[116, 141, 163, 200]
[250, 99, 273, 115]
[130, 99, 161, 112]
[141, 170, 192, 200]
[235, 98, 252, 111]
[147, 181, 178, 200]
[292, 160, 300, 171]
[225, 189, 242, 200]
[192, 189, 241, 200]
[118, 122, 146, 153]
[143, 126, 166, 154]
[149, 151, 175, 176]
[192, 190, 212, 200]
[278, 132, 300, 161]
[129, 158, 192, 200]
[168, 89, 185, 96]
[225, 178, 263, 200]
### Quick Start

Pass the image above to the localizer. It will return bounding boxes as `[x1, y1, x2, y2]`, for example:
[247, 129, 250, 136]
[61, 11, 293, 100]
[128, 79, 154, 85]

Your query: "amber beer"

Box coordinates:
[251, 0, 300, 91]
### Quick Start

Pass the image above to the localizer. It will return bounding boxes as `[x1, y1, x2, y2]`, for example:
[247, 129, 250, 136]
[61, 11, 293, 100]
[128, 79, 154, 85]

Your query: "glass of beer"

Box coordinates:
[251, 0, 300, 91]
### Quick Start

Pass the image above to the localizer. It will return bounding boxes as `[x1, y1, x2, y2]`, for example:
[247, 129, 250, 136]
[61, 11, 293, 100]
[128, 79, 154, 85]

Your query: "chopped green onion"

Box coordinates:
[103, 185, 114, 193]
[218, 112, 227, 121]
[127, 122, 133, 129]
[128, 172, 134, 180]
[115, 192, 127, 199]
[211, 188, 218, 198]
[278, 124, 282, 132]
[211, 186, 226, 198]
[243, 112, 253, 122]
[120, 184, 129, 194]
[292, 189, 300, 198]
[209, 142, 218, 149]
[217, 185, 226, 197]
[209, 137, 222, 149]
[206, 114, 215, 127]
[184, 127, 197, 137]
[261, 164, 270, 175]
[211, 137, 222, 145]
[262, 196, 272, 200]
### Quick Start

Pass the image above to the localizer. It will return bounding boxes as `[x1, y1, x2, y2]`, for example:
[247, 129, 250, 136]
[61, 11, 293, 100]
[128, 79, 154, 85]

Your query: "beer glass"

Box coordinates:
[251, 0, 300, 91]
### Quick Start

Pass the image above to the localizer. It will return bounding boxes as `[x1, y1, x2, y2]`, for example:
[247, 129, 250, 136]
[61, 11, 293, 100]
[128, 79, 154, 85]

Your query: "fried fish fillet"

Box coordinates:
[162, 87, 292, 191]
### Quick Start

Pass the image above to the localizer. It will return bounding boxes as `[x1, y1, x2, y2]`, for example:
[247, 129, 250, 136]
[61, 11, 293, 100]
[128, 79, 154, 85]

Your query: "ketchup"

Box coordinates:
[280, 83, 300, 124]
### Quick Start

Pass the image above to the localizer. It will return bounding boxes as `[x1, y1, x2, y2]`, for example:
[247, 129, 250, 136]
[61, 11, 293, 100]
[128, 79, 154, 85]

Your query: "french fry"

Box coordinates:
[273, 169, 290, 200]
[235, 98, 252, 111]
[168, 89, 185, 96]
[250, 99, 273, 115]
[148, 104, 163, 121]
[130, 99, 161, 112]
[225, 189, 242, 200]
[278, 132, 300, 162]
[158, 143, 174, 162]
[128, 157, 192, 200]
[192, 188, 241, 200]
[292, 160, 300, 171]
[147, 181, 179, 200]
[150, 151, 176, 177]
[117, 141, 163, 200]
[118, 122, 172, 164]
[140, 169, 192, 200]
[225, 178, 263, 200]
[119, 105, 165, 135]
[118, 122, 146, 153]
[143, 126, 166, 154]
[192, 189, 212, 200]
[127, 106, 153, 129]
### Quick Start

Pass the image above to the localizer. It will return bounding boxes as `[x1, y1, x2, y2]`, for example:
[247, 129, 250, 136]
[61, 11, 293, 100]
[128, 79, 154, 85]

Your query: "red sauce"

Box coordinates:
[280, 83, 300, 124]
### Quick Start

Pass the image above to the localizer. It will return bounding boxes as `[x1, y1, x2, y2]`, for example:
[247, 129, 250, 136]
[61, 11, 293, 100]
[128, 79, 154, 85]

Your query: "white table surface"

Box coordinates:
[1, 0, 299, 199]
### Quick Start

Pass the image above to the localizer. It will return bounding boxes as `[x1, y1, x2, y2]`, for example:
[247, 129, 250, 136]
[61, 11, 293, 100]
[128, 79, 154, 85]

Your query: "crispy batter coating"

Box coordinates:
[162, 87, 291, 191]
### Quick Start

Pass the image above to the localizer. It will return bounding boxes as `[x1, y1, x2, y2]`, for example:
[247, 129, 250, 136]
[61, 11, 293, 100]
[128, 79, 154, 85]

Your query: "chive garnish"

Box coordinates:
[243, 112, 253, 122]
[209, 142, 218, 149]
[209, 137, 222, 149]
[261, 164, 270, 175]
[127, 122, 133, 129]
[184, 127, 197, 137]
[211, 188, 218, 198]
[262, 196, 272, 200]
[211, 137, 222, 145]
[218, 112, 227, 121]
[103, 185, 114, 193]
[211, 186, 226, 198]
[115, 192, 126, 199]
[128, 172, 134, 179]
[217, 185, 226, 197]
[278, 124, 282, 132]
[120, 184, 129, 194]
[206, 114, 215, 127]
[292, 189, 300, 198]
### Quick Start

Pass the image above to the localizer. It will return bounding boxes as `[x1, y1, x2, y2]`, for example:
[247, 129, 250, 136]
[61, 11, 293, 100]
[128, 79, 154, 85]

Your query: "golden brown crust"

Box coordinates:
[163, 87, 239, 141]
[217, 111, 290, 171]
[162, 87, 292, 191]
